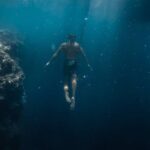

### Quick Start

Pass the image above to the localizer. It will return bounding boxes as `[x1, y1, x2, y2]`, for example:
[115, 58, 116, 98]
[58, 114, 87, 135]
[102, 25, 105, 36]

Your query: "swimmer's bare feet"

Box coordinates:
[65, 92, 71, 103]
[64, 85, 71, 103]
[70, 97, 75, 110]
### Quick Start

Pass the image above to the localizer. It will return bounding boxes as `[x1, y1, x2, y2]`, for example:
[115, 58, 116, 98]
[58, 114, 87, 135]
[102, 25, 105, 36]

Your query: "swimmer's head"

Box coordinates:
[67, 34, 76, 43]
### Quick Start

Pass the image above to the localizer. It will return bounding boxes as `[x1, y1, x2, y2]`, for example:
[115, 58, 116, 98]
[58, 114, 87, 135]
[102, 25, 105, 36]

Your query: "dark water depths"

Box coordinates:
[0, 0, 150, 150]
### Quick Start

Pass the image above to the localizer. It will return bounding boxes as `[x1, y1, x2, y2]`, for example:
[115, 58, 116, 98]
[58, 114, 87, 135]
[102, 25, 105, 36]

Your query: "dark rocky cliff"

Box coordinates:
[0, 29, 25, 150]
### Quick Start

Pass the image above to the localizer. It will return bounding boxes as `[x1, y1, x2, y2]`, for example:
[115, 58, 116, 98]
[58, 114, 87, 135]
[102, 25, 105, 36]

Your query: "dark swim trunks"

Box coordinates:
[63, 59, 77, 82]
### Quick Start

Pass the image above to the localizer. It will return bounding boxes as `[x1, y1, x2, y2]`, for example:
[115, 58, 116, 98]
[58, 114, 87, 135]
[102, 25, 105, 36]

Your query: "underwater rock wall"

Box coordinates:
[0, 29, 25, 150]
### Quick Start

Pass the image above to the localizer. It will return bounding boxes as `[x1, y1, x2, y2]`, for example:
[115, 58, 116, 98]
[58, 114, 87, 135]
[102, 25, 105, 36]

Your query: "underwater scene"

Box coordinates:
[0, 0, 150, 150]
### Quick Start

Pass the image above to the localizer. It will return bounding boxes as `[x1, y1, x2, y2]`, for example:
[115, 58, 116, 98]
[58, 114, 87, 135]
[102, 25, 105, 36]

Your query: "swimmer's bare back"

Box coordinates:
[60, 42, 81, 60]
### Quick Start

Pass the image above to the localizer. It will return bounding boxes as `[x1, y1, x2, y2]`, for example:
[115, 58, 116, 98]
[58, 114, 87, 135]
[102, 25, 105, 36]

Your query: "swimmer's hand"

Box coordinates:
[44, 61, 50, 68]
[88, 64, 93, 71]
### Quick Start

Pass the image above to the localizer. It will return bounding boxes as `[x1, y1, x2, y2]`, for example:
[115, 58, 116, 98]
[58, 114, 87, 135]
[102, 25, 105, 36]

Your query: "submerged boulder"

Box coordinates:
[0, 29, 25, 150]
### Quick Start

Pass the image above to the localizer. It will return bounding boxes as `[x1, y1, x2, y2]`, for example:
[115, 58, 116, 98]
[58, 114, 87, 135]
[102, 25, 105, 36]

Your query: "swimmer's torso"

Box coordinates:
[61, 42, 81, 60]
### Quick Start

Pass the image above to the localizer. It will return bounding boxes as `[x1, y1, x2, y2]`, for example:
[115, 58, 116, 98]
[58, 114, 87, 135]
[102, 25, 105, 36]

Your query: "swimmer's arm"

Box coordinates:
[80, 47, 93, 71]
[45, 45, 63, 67]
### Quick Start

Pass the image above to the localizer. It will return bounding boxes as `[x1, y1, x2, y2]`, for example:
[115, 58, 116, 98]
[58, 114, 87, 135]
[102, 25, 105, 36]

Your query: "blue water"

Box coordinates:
[0, 0, 150, 150]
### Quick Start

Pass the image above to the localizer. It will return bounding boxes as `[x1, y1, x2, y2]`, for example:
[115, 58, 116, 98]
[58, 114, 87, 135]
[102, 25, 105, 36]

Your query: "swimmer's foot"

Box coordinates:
[65, 92, 71, 104]
[70, 97, 75, 110]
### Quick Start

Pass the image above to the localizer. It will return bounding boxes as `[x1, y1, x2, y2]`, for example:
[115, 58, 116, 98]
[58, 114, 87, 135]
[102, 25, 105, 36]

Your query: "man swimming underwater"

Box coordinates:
[45, 34, 92, 110]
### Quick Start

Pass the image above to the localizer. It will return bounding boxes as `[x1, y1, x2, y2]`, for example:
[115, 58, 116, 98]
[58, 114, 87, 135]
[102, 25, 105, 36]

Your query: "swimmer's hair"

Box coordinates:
[67, 34, 76, 40]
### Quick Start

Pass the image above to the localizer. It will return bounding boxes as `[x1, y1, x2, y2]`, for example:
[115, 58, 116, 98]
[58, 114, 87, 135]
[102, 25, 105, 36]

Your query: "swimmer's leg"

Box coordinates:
[72, 74, 77, 99]
[64, 84, 71, 103]
[70, 74, 77, 110]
